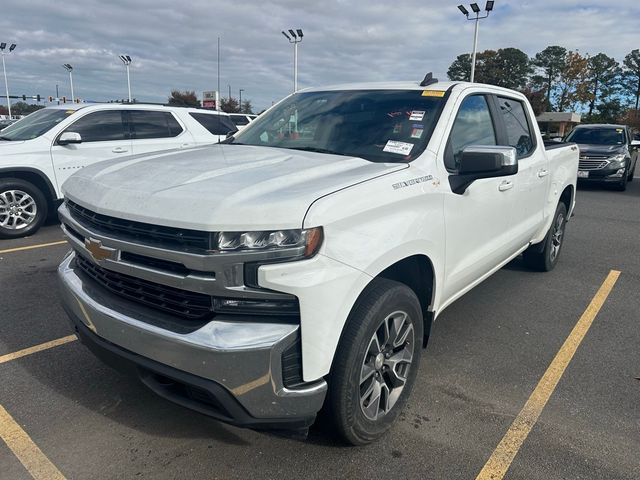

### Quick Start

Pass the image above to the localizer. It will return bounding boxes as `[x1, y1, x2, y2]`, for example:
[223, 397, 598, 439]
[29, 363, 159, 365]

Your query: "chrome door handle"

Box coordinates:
[537, 169, 549, 178]
[498, 180, 514, 192]
[112, 147, 128, 153]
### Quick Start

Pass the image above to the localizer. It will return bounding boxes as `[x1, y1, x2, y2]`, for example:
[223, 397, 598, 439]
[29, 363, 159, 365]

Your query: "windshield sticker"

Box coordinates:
[383, 140, 414, 155]
[410, 127, 423, 139]
[392, 175, 433, 190]
[393, 123, 402, 134]
[422, 90, 445, 97]
[409, 111, 425, 121]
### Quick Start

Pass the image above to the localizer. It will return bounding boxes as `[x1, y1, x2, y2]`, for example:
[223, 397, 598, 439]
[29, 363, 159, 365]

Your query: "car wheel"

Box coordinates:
[523, 202, 567, 272]
[628, 165, 635, 182]
[0, 178, 48, 239]
[327, 278, 423, 445]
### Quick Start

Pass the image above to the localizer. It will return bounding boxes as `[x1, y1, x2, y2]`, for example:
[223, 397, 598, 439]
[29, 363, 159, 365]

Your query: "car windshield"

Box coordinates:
[0, 108, 76, 141]
[233, 89, 445, 162]
[566, 127, 626, 146]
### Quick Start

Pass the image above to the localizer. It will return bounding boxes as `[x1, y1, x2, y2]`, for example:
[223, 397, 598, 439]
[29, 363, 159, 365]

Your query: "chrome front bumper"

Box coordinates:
[58, 252, 327, 426]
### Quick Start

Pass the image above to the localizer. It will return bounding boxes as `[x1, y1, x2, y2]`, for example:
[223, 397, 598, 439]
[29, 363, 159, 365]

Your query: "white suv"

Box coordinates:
[0, 104, 237, 238]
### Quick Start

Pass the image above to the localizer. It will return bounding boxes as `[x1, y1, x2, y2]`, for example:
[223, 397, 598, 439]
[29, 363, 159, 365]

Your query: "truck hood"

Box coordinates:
[577, 144, 625, 157]
[62, 144, 407, 231]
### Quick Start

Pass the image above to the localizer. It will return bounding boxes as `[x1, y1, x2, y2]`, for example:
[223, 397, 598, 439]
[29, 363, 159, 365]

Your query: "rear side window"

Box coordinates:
[230, 115, 250, 126]
[497, 97, 534, 157]
[446, 95, 496, 170]
[129, 111, 183, 139]
[189, 113, 237, 135]
[65, 110, 127, 142]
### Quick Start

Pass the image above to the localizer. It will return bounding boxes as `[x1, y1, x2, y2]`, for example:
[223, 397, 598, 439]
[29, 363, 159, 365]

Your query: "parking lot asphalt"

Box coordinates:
[1, 180, 639, 480]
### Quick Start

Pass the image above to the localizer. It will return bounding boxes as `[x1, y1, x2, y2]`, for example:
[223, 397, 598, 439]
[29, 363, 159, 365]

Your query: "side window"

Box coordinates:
[65, 111, 126, 142]
[497, 97, 534, 157]
[231, 115, 250, 126]
[189, 113, 237, 135]
[445, 95, 496, 170]
[129, 111, 183, 139]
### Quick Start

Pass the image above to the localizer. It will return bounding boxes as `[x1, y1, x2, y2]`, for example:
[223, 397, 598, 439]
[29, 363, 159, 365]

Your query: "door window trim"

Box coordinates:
[57, 110, 128, 144]
[491, 94, 538, 160]
[125, 110, 185, 140]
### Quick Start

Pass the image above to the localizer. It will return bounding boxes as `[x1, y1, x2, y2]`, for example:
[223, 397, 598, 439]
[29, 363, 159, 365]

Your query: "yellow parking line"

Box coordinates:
[0, 404, 66, 479]
[476, 269, 621, 480]
[0, 240, 67, 255]
[0, 335, 77, 365]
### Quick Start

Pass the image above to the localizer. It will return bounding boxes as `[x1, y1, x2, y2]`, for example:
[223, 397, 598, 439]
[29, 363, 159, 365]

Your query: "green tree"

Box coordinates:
[240, 100, 254, 114]
[585, 53, 621, 116]
[532, 46, 567, 111]
[520, 86, 547, 116]
[447, 54, 471, 81]
[11, 102, 45, 115]
[220, 96, 240, 113]
[167, 90, 200, 107]
[622, 49, 640, 110]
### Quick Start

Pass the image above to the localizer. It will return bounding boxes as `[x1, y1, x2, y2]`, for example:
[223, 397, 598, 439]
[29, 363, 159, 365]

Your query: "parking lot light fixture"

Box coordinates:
[118, 54, 132, 102]
[457, 3, 494, 82]
[62, 64, 75, 103]
[0, 42, 16, 119]
[281, 28, 303, 93]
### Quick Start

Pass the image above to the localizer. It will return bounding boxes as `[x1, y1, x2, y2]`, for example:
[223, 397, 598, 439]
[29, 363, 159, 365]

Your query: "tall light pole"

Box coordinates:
[239, 88, 244, 112]
[457, 1, 494, 83]
[0, 43, 16, 118]
[281, 29, 303, 92]
[62, 64, 75, 102]
[118, 54, 132, 102]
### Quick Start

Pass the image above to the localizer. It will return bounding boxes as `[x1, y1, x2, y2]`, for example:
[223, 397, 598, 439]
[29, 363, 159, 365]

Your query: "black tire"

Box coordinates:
[523, 202, 567, 272]
[327, 278, 423, 445]
[0, 178, 48, 239]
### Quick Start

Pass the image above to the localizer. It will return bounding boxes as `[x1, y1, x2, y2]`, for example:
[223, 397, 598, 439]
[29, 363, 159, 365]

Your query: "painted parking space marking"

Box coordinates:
[0, 404, 66, 480]
[475, 269, 621, 480]
[0, 240, 67, 255]
[0, 335, 77, 365]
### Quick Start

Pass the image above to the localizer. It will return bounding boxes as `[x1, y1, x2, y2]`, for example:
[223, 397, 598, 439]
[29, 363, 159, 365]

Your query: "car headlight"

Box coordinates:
[609, 153, 627, 168]
[217, 227, 323, 257]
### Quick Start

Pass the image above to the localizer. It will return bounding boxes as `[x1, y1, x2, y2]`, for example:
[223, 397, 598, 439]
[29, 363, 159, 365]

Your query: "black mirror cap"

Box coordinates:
[449, 146, 518, 194]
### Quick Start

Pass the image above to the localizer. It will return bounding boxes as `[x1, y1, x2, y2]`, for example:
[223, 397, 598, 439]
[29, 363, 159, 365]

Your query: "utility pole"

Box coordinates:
[239, 88, 244, 113]
[118, 55, 132, 102]
[0, 43, 16, 118]
[457, 2, 494, 82]
[62, 64, 75, 102]
[281, 29, 304, 92]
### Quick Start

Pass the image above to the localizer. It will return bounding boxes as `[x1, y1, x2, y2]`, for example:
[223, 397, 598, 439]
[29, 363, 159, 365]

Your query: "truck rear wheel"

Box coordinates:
[0, 178, 48, 239]
[327, 278, 423, 445]
[523, 202, 567, 272]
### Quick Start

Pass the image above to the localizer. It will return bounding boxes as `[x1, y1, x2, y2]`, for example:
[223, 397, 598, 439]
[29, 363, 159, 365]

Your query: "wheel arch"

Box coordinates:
[0, 167, 58, 217]
[559, 184, 574, 217]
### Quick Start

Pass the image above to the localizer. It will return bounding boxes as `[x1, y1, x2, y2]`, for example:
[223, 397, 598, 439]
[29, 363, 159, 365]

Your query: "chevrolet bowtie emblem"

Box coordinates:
[85, 238, 116, 261]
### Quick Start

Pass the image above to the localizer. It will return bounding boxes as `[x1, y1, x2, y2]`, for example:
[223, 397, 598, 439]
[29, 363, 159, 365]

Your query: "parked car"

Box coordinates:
[58, 77, 578, 445]
[565, 123, 639, 191]
[228, 113, 257, 131]
[0, 104, 237, 238]
[0, 118, 16, 130]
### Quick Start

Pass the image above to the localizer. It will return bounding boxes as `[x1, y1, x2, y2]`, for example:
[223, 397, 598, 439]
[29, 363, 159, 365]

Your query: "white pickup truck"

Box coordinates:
[58, 77, 578, 445]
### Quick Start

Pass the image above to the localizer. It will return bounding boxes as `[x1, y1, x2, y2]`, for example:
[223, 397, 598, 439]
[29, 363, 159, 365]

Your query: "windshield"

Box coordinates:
[233, 90, 445, 162]
[566, 127, 626, 146]
[0, 109, 75, 141]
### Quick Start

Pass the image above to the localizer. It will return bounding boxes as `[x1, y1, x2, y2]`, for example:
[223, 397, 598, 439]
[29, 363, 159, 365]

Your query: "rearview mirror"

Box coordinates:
[450, 145, 518, 195]
[58, 131, 82, 145]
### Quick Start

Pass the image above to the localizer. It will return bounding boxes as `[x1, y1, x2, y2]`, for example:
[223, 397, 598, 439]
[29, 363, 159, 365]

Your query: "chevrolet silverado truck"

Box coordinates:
[58, 76, 578, 445]
[565, 123, 639, 191]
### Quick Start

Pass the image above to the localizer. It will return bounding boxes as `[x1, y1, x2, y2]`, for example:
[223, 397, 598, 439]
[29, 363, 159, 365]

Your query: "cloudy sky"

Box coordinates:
[0, 0, 638, 111]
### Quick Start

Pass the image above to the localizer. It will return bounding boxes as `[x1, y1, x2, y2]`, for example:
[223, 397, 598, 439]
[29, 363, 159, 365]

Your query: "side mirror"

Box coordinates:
[450, 145, 518, 195]
[58, 131, 82, 145]
[630, 140, 640, 147]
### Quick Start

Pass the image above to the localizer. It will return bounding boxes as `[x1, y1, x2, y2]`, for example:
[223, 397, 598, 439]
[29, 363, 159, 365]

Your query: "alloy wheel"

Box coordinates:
[550, 212, 565, 262]
[0, 190, 38, 230]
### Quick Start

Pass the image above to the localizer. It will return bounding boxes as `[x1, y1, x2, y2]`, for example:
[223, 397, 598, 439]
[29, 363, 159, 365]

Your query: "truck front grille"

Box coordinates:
[75, 255, 214, 320]
[66, 200, 213, 251]
[578, 159, 609, 170]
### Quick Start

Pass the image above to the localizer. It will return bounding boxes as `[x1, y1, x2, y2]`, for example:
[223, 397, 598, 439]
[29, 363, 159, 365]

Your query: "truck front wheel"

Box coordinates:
[327, 278, 423, 445]
[0, 178, 48, 239]
[523, 202, 567, 272]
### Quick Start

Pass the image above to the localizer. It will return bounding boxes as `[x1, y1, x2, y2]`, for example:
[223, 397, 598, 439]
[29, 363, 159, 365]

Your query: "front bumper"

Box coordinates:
[58, 252, 327, 429]
[578, 166, 626, 183]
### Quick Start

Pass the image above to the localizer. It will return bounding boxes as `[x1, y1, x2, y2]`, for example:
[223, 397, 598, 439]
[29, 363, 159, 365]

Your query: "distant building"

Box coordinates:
[536, 112, 581, 139]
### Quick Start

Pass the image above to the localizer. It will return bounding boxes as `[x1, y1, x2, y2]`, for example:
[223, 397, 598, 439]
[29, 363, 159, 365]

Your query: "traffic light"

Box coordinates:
[22, 95, 26, 100]
[48, 96, 53, 102]
[62, 96, 66, 104]
[37, 94, 41, 102]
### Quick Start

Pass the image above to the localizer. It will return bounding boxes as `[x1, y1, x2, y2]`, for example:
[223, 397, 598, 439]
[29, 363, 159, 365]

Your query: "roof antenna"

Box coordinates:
[420, 72, 438, 87]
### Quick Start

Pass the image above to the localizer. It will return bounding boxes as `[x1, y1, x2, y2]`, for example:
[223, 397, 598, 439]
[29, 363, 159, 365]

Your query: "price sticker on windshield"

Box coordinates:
[383, 140, 414, 155]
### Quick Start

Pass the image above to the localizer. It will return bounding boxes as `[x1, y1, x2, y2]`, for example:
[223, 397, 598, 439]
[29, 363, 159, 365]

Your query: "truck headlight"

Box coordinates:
[217, 227, 323, 257]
